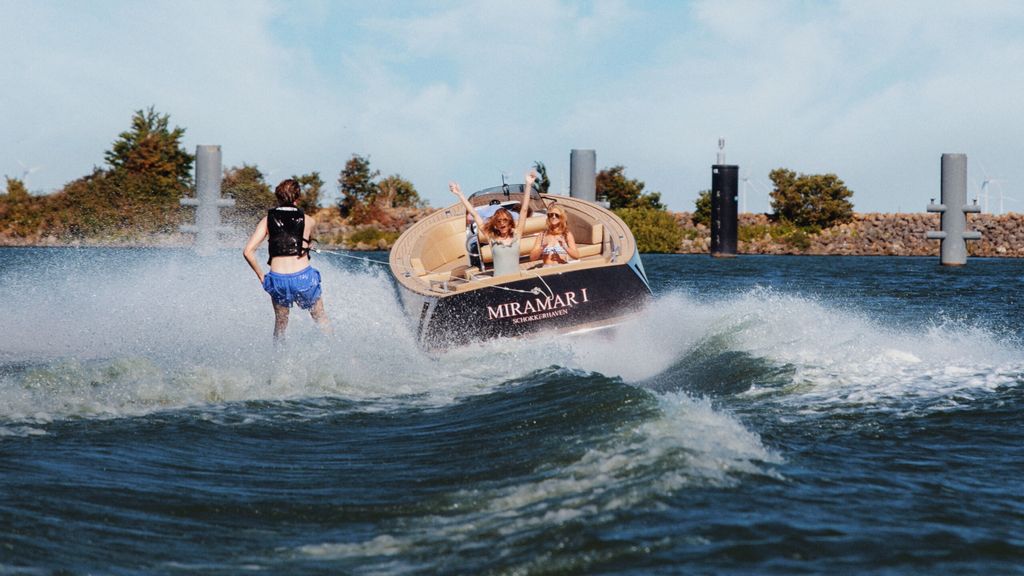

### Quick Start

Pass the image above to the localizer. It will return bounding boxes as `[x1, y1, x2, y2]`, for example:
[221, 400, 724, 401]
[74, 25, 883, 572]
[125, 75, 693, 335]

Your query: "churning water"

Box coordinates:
[1, 248, 1022, 574]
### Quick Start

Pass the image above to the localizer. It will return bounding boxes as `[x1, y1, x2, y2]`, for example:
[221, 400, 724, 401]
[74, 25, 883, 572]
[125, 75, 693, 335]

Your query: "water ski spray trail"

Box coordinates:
[561, 288, 1024, 413]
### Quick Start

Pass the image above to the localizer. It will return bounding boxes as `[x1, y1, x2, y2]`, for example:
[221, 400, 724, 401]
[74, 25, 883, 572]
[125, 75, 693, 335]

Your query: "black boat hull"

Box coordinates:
[408, 255, 651, 348]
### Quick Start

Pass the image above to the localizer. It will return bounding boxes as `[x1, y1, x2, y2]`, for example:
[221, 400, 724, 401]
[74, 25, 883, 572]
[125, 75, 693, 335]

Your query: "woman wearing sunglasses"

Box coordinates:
[529, 204, 580, 266]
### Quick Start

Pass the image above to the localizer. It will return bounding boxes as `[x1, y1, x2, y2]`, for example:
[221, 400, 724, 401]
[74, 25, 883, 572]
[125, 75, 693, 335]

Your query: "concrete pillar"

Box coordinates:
[180, 145, 235, 255]
[569, 149, 596, 202]
[926, 153, 981, 266]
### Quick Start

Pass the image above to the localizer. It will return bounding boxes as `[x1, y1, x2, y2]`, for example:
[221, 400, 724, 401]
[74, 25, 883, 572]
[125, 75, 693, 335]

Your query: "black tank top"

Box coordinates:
[267, 206, 306, 259]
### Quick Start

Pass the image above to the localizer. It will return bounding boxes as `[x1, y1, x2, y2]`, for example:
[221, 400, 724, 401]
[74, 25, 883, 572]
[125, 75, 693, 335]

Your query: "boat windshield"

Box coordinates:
[466, 183, 547, 214]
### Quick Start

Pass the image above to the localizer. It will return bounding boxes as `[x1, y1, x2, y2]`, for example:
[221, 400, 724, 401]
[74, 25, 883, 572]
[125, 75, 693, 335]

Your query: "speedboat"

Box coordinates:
[388, 182, 652, 348]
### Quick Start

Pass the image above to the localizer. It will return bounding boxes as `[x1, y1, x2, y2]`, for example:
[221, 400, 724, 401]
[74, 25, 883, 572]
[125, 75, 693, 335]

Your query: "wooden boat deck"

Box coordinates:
[390, 194, 638, 297]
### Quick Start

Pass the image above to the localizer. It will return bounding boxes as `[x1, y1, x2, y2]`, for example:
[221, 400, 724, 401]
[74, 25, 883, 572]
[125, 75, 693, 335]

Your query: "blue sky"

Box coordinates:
[3, 0, 1023, 214]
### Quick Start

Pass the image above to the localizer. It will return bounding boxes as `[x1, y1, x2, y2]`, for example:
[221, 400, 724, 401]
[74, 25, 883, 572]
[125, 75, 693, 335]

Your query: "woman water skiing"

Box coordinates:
[243, 179, 330, 341]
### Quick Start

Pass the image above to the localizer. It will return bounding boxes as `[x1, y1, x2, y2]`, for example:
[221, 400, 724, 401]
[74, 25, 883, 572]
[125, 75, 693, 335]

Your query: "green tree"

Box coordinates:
[693, 190, 712, 226]
[293, 172, 324, 213]
[222, 164, 273, 225]
[596, 165, 664, 210]
[0, 177, 44, 237]
[616, 207, 683, 253]
[338, 154, 380, 221]
[335, 155, 422, 223]
[53, 169, 122, 238]
[13, 107, 194, 240]
[769, 168, 854, 228]
[533, 161, 551, 194]
[377, 174, 421, 208]
[3, 176, 29, 200]
[93, 107, 195, 235]
[105, 106, 194, 192]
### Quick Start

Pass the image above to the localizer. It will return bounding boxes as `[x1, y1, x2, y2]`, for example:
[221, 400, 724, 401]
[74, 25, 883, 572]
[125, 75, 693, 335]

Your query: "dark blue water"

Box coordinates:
[1, 248, 1022, 574]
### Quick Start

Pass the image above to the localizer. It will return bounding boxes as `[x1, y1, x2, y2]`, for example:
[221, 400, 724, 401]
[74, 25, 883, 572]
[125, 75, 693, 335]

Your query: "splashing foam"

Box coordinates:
[572, 288, 1024, 412]
[4, 251, 1020, 426]
[0, 251, 672, 424]
[727, 288, 1022, 409]
[0, 251, 562, 423]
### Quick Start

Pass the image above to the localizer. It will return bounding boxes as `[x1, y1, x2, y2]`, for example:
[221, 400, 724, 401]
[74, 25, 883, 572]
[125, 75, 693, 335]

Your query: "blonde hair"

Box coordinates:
[545, 205, 568, 236]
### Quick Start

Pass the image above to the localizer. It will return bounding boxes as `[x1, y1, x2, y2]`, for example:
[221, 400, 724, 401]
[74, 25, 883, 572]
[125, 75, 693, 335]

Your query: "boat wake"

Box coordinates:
[1, 251, 1021, 430]
[629, 289, 1024, 415]
[5, 250, 1024, 574]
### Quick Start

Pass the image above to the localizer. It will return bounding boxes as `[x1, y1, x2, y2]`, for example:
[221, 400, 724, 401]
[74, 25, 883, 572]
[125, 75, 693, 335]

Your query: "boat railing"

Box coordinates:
[393, 193, 638, 295]
[611, 234, 623, 263]
[429, 278, 454, 293]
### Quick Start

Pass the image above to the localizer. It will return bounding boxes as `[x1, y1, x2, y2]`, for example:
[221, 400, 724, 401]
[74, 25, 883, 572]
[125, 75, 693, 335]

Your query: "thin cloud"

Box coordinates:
[3, 0, 1022, 214]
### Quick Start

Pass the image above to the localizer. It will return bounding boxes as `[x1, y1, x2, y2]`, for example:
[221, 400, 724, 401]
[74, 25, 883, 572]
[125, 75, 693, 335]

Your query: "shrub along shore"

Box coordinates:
[673, 212, 1024, 257]
[1, 209, 1019, 258]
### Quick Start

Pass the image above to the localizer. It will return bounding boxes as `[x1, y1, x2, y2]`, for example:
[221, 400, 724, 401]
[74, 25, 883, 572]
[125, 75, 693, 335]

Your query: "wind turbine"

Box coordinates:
[976, 160, 1012, 215]
[16, 160, 42, 184]
[982, 179, 1014, 215]
[741, 175, 769, 214]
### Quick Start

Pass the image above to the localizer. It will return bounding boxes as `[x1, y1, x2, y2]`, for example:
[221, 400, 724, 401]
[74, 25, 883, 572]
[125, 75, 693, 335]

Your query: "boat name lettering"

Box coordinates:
[486, 288, 590, 321]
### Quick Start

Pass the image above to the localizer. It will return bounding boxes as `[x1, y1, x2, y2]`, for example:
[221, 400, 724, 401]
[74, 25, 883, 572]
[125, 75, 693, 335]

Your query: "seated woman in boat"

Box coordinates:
[529, 204, 580, 266]
[449, 170, 535, 277]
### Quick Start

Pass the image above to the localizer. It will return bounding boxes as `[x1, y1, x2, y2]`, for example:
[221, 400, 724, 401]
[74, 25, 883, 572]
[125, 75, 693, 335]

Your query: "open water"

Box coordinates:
[1, 247, 1022, 575]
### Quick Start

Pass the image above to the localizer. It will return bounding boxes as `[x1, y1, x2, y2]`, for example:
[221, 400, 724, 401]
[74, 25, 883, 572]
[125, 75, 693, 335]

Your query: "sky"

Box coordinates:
[3, 0, 1023, 214]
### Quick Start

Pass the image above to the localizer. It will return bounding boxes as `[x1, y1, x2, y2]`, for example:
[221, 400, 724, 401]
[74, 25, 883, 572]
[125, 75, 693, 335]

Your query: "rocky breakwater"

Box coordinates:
[313, 206, 433, 250]
[675, 212, 1024, 257]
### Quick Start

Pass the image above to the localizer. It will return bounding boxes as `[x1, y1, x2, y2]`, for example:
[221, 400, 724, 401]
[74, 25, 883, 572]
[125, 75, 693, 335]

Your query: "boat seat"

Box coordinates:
[480, 223, 604, 263]
[574, 222, 604, 245]
[521, 215, 548, 235]
[575, 243, 603, 258]
[413, 214, 549, 275]
[412, 213, 605, 276]
[410, 257, 426, 276]
[478, 240, 603, 267]
[415, 219, 466, 273]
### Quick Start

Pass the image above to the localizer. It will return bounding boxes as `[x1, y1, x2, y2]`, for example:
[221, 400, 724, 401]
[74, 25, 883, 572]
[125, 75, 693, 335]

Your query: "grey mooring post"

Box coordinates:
[925, 153, 981, 266]
[180, 145, 235, 255]
[711, 140, 738, 257]
[570, 149, 597, 203]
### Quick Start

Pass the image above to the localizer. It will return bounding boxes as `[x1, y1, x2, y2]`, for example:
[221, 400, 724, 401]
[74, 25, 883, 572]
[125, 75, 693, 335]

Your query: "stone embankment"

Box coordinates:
[314, 206, 432, 250]
[674, 213, 1024, 257]
[2, 210, 1020, 257]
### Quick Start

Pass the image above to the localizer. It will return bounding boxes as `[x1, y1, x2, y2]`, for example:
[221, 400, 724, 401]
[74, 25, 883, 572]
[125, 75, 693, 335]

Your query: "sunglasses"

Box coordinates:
[547, 213, 561, 220]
